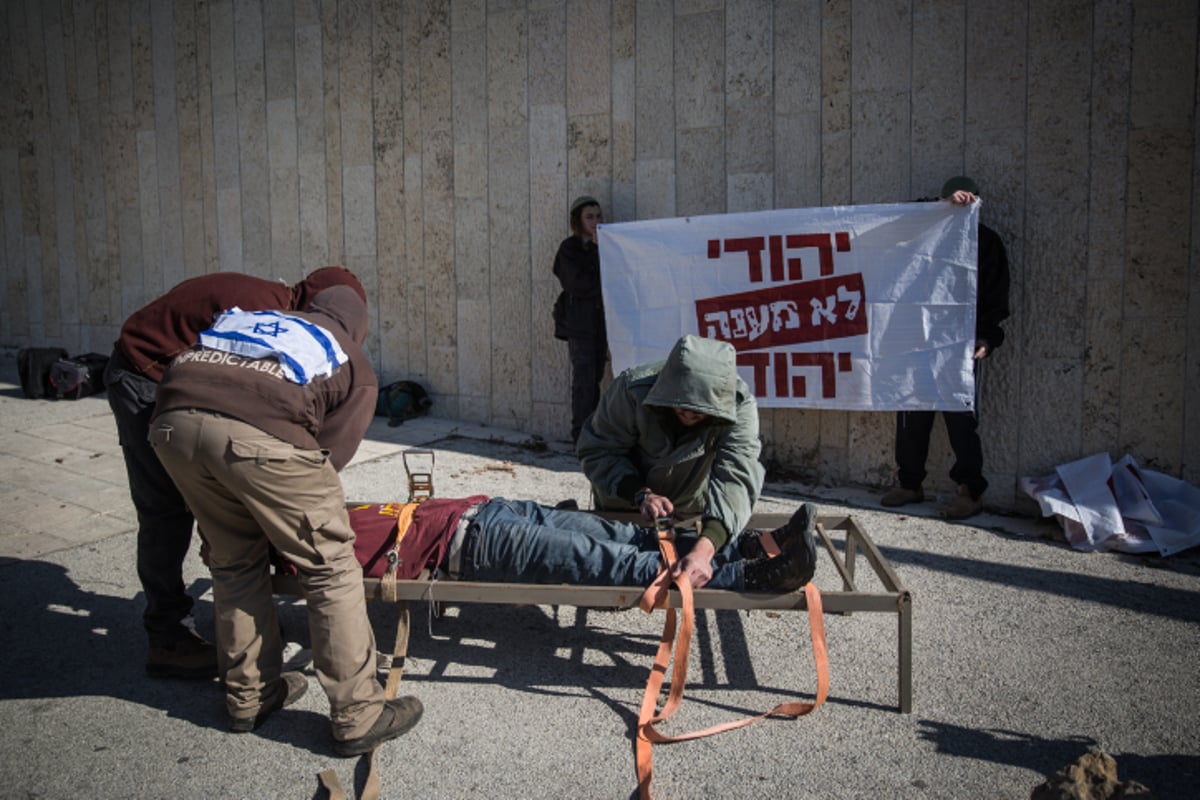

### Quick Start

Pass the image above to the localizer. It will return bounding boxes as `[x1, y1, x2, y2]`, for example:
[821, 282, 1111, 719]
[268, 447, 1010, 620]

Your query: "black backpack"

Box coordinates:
[17, 347, 69, 399]
[47, 353, 109, 400]
[375, 380, 432, 427]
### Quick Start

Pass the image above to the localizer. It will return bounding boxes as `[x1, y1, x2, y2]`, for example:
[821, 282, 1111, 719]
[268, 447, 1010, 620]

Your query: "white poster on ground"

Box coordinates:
[597, 201, 980, 411]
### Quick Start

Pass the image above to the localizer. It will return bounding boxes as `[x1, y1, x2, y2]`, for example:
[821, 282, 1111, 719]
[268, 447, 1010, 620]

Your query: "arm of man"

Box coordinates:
[576, 371, 649, 507]
[314, 353, 377, 471]
[975, 225, 1011, 358]
[699, 392, 765, 548]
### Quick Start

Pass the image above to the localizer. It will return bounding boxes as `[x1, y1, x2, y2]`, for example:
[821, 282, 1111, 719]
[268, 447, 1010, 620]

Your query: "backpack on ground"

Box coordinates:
[375, 380, 432, 427]
[48, 353, 109, 400]
[17, 347, 69, 399]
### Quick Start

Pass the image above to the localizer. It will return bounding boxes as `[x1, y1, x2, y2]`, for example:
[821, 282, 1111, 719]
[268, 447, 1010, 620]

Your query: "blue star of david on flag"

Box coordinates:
[252, 319, 289, 337]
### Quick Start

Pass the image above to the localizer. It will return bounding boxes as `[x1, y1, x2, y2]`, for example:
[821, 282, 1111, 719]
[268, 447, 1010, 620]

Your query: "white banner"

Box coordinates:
[597, 202, 980, 411]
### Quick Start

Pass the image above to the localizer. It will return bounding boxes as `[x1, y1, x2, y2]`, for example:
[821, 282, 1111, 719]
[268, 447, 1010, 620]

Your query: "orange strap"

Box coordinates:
[380, 503, 420, 603]
[320, 509, 418, 800]
[634, 524, 829, 800]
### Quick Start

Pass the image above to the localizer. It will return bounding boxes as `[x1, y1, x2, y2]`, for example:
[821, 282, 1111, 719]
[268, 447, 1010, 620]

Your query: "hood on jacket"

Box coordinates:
[292, 266, 367, 310]
[642, 335, 739, 424]
[306, 285, 369, 346]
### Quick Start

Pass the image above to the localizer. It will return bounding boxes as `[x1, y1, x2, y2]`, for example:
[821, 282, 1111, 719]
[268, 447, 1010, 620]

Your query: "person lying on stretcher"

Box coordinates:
[347, 497, 819, 593]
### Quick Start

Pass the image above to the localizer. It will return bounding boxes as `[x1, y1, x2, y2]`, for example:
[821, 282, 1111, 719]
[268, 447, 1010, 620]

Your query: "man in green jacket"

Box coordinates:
[576, 334, 765, 590]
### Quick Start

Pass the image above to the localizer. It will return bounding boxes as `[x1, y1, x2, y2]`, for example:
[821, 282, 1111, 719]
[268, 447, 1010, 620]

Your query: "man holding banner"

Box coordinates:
[881, 176, 1011, 519]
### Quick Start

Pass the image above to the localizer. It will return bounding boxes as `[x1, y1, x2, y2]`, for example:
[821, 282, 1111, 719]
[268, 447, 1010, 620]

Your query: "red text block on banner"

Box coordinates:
[694, 273, 868, 352]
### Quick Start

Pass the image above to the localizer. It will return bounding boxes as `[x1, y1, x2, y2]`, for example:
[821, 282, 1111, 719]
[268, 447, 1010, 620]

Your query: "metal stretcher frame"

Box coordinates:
[272, 510, 913, 713]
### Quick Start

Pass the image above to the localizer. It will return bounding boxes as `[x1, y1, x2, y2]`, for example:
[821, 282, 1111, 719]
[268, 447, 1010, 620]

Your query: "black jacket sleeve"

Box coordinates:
[976, 223, 1011, 351]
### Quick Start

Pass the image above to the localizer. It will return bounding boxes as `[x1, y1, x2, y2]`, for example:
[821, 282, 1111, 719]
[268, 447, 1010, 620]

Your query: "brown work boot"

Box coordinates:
[736, 503, 818, 560]
[742, 518, 818, 593]
[146, 630, 219, 680]
[334, 696, 424, 757]
[880, 485, 924, 507]
[939, 485, 983, 520]
[229, 671, 309, 733]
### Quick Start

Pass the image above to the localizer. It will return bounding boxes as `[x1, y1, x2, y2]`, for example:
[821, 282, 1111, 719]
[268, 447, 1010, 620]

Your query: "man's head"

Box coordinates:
[305, 285, 369, 346]
[940, 175, 980, 199]
[643, 335, 740, 425]
[292, 266, 367, 311]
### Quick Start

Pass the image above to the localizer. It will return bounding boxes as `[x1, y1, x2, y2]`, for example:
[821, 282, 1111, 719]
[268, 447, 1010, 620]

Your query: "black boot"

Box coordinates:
[736, 503, 818, 560]
[742, 514, 818, 592]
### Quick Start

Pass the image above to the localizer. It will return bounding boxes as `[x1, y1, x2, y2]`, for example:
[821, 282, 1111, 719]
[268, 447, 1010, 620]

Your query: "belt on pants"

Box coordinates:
[444, 503, 482, 580]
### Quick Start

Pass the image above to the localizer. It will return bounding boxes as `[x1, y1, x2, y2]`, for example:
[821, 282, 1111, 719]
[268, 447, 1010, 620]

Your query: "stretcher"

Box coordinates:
[270, 450, 913, 713]
[271, 449, 913, 799]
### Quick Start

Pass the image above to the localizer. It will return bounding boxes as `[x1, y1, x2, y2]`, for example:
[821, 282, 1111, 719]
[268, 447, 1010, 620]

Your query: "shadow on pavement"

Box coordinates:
[877, 545, 1200, 625]
[918, 720, 1199, 799]
[0, 557, 221, 728]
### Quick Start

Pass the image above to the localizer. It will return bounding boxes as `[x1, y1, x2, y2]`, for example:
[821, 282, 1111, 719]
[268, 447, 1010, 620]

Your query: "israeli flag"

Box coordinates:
[199, 308, 348, 384]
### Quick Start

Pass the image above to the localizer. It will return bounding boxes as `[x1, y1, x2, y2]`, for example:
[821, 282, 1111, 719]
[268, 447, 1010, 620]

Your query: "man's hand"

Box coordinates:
[974, 339, 990, 359]
[671, 537, 716, 589]
[948, 190, 978, 206]
[638, 490, 674, 521]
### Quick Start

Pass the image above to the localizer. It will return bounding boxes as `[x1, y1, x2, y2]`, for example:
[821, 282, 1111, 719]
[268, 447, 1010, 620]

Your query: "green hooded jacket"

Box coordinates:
[576, 335, 765, 549]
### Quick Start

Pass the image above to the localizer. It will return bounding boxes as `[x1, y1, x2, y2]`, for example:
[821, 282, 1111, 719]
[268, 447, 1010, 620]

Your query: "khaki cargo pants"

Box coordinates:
[151, 408, 385, 740]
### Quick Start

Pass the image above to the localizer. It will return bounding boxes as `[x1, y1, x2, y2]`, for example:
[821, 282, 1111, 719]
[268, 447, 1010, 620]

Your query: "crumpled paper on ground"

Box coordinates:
[1020, 452, 1200, 556]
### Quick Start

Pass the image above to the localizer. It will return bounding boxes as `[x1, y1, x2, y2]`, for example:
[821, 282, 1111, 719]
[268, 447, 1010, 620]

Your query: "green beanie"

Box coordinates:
[940, 176, 980, 198]
[570, 195, 599, 216]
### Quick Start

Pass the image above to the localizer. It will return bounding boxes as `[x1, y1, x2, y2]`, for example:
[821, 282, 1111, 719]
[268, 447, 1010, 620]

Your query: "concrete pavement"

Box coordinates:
[1, 349, 1197, 799]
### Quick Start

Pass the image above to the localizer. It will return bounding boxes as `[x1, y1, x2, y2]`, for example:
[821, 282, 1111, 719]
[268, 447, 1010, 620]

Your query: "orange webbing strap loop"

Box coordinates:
[380, 503, 419, 603]
[384, 603, 411, 699]
[758, 529, 782, 558]
[320, 508, 419, 799]
[633, 526, 829, 800]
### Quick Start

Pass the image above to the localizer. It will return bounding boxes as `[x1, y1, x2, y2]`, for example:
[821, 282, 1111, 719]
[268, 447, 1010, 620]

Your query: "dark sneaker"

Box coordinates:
[880, 486, 924, 507]
[229, 671, 309, 733]
[334, 696, 424, 757]
[743, 515, 818, 592]
[736, 503, 818, 560]
[146, 630, 219, 680]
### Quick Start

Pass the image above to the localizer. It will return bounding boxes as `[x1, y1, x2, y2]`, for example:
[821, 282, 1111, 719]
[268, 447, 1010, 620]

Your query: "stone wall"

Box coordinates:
[1, 0, 1197, 509]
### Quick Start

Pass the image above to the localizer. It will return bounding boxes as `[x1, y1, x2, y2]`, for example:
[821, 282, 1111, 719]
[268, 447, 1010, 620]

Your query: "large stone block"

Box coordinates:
[566, 0, 610, 117]
[676, 126, 724, 216]
[635, 84, 674, 160]
[846, 411, 895, 487]
[851, 0, 912, 94]
[1018, 357, 1084, 476]
[453, 195, 487, 302]
[567, 113, 611, 180]
[486, 10, 528, 130]
[727, 94, 773, 175]
[1126, 128, 1191, 319]
[964, 2, 1026, 129]
[1119, 317, 1186, 472]
[1081, 278, 1123, 459]
[774, 111, 821, 209]
[342, 163, 376, 257]
[457, 297, 491, 397]
[850, 91, 911, 203]
[727, 173, 772, 214]
[674, 10, 723, 129]
[528, 6, 564, 107]
[635, 158, 675, 220]
[1130, 15, 1197, 129]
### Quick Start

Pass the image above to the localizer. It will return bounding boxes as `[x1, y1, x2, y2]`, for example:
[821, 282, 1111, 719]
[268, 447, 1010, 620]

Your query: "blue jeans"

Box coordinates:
[465, 498, 744, 589]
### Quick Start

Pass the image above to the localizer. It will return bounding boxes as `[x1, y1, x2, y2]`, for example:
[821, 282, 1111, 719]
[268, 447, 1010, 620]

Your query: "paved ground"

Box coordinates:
[1, 349, 1197, 799]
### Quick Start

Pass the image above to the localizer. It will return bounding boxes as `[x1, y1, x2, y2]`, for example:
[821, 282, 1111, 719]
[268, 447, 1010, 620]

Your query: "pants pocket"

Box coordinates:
[302, 492, 356, 564]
